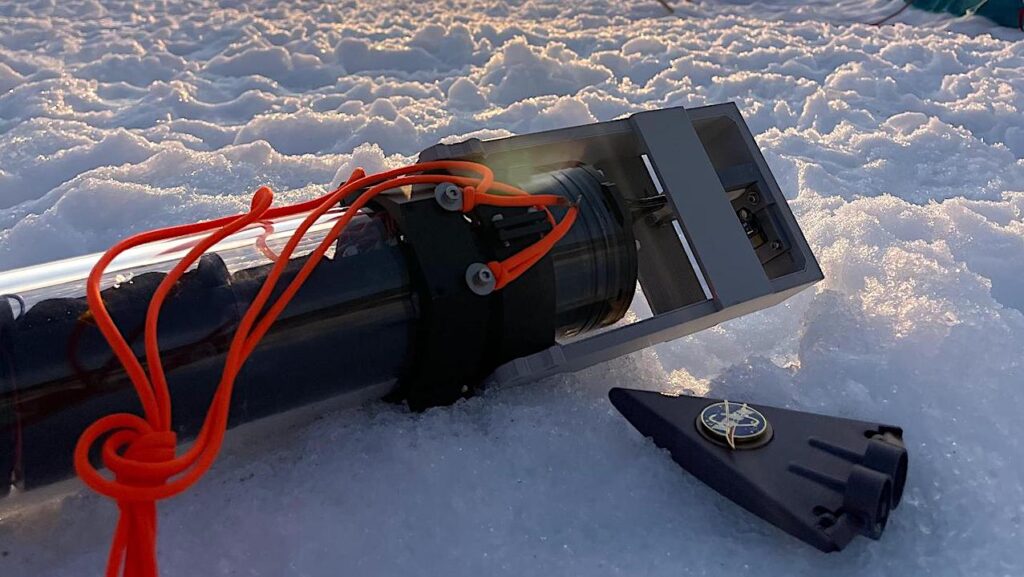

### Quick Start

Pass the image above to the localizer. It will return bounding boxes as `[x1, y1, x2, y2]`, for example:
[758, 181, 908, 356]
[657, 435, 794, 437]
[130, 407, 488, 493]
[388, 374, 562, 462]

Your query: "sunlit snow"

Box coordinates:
[1, 1, 1022, 576]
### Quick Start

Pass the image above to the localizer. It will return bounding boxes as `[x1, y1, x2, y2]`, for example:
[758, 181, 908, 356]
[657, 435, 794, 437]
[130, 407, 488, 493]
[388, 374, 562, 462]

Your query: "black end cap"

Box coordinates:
[609, 387, 908, 552]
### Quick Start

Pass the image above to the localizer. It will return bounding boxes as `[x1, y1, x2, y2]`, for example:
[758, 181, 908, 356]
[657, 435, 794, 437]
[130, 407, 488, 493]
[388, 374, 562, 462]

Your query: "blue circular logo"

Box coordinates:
[698, 401, 772, 449]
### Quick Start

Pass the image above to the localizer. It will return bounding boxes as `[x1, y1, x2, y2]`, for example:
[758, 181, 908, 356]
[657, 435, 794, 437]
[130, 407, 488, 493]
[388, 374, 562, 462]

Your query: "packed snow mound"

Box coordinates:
[1, 1, 1023, 576]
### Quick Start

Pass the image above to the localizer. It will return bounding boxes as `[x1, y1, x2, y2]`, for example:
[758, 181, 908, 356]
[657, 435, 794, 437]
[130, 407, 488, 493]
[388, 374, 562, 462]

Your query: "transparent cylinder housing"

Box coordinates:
[0, 165, 637, 494]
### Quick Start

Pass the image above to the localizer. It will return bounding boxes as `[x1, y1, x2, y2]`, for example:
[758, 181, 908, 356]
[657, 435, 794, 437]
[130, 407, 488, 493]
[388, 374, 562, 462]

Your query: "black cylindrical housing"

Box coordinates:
[0, 165, 637, 493]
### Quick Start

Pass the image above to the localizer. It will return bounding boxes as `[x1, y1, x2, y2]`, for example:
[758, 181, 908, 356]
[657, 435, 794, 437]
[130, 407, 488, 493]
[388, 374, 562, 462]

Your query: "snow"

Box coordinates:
[1, 0, 1023, 575]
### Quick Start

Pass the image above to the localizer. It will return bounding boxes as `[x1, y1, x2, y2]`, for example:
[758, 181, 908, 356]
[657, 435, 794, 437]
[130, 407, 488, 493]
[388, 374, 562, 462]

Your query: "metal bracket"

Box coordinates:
[419, 104, 823, 387]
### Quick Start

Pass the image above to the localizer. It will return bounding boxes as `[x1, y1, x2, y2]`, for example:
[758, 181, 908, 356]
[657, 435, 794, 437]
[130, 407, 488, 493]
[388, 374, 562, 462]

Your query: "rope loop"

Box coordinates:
[76, 161, 578, 577]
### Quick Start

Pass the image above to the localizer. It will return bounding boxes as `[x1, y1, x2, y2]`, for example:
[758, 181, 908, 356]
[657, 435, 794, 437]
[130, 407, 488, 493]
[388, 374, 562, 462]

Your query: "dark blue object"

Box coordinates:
[609, 388, 908, 552]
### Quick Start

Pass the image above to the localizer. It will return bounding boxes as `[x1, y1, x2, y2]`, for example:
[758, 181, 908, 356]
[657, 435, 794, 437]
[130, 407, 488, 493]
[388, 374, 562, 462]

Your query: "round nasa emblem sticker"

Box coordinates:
[697, 401, 773, 449]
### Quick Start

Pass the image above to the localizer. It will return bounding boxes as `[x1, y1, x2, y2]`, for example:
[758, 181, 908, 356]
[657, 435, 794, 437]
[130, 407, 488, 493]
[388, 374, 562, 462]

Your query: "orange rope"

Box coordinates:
[74, 161, 577, 577]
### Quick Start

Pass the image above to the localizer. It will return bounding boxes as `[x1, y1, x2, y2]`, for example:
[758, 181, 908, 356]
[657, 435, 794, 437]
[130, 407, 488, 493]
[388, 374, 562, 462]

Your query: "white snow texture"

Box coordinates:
[1, 1, 1023, 576]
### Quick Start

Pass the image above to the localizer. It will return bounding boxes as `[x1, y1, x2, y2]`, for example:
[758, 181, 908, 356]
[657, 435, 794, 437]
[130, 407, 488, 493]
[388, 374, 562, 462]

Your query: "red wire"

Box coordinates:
[74, 161, 577, 577]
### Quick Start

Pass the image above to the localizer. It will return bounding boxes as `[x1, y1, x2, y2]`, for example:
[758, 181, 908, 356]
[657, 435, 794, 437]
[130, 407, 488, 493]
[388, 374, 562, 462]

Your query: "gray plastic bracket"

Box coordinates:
[629, 108, 773, 308]
[420, 104, 824, 389]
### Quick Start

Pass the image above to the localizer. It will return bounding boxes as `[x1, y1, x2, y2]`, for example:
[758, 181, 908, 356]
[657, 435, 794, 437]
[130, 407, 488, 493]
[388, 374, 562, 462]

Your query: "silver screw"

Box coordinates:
[465, 263, 496, 295]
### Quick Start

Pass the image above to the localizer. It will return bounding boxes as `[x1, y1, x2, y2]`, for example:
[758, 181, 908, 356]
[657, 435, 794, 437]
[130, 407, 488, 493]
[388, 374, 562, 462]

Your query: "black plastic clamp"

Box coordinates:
[369, 184, 556, 410]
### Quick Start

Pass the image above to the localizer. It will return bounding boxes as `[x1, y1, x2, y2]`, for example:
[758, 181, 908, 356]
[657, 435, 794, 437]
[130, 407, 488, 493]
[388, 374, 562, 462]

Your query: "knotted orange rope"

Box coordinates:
[74, 161, 576, 577]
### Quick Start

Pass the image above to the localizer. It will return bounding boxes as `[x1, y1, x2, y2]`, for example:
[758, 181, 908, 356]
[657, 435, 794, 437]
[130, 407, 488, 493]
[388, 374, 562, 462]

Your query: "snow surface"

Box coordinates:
[1, 0, 1023, 575]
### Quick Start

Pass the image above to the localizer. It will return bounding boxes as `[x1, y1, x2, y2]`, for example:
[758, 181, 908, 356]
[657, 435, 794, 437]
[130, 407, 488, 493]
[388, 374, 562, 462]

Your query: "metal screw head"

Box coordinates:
[434, 182, 463, 212]
[817, 512, 837, 529]
[465, 263, 496, 295]
[770, 240, 783, 250]
[747, 192, 760, 205]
